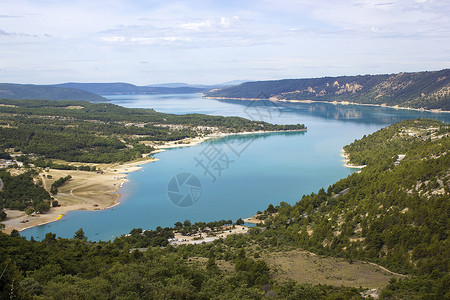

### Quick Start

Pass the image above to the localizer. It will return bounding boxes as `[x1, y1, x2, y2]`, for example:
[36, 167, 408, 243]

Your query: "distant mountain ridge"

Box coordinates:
[53, 82, 206, 95]
[147, 80, 252, 89]
[204, 69, 450, 111]
[0, 83, 107, 102]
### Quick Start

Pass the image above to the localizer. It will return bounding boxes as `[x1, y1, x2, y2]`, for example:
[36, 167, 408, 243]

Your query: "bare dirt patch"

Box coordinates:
[64, 105, 84, 109]
[263, 249, 404, 289]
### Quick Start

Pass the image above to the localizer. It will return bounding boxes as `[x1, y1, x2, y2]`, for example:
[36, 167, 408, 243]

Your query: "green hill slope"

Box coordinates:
[0, 83, 107, 102]
[253, 119, 449, 298]
[205, 69, 450, 111]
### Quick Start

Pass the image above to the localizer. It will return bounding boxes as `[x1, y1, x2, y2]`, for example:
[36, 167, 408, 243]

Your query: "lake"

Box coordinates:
[22, 94, 450, 241]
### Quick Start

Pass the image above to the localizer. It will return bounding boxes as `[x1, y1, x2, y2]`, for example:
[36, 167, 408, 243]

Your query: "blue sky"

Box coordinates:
[1, 0, 449, 85]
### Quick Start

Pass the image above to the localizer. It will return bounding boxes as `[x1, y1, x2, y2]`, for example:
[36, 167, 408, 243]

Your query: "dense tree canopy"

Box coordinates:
[0, 170, 51, 211]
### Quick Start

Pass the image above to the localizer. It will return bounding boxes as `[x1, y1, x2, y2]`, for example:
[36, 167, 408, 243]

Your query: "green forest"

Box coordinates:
[0, 118, 448, 299]
[0, 99, 305, 163]
[248, 119, 449, 298]
[205, 69, 450, 111]
[0, 170, 51, 213]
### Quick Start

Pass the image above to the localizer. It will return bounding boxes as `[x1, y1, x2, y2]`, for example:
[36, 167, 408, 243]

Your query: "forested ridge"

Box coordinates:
[205, 69, 450, 110]
[52, 82, 206, 95]
[0, 118, 448, 299]
[0, 99, 305, 164]
[0, 83, 106, 102]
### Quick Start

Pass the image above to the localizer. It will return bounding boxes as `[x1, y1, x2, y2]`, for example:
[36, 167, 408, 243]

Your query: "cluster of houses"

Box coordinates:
[0, 152, 39, 169]
[167, 238, 186, 246]
[0, 159, 23, 169]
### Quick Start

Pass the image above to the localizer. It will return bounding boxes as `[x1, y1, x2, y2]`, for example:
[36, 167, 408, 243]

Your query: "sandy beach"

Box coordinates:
[341, 149, 366, 169]
[1, 157, 157, 234]
[141, 129, 306, 151]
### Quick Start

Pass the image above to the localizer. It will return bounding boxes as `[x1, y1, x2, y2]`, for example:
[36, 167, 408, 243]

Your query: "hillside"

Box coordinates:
[251, 118, 449, 298]
[0, 119, 447, 299]
[0, 83, 106, 102]
[205, 69, 450, 111]
[53, 82, 206, 95]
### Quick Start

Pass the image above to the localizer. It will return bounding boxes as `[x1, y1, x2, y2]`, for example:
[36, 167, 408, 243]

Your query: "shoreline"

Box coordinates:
[341, 149, 366, 169]
[2, 157, 158, 234]
[2, 129, 306, 234]
[203, 96, 450, 114]
[141, 129, 306, 156]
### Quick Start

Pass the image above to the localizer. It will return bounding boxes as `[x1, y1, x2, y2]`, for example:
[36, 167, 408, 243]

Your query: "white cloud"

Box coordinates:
[180, 20, 212, 31]
[162, 37, 191, 42]
[0, 0, 448, 84]
[100, 35, 192, 45]
[221, 16, 240, 27]
[101, 36, 126, 43]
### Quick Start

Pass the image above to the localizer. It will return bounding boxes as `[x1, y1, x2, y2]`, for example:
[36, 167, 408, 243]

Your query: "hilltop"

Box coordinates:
[205, 69, 450, 111]
[0, 83, 107, 102]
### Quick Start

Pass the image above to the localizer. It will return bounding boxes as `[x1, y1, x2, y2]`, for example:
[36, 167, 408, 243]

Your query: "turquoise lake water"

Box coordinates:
[22, 94, 450, 241]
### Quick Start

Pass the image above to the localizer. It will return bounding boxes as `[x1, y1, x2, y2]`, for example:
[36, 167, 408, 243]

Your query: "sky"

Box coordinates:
[1, 0, 449, 85]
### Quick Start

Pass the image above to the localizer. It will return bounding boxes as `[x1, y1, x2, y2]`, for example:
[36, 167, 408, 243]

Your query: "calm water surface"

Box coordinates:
[22, 94, 449, 241]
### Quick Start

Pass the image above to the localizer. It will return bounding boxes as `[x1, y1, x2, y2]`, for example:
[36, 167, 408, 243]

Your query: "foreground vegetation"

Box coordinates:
[205, 69, 450, 110]
[0, 229, 365, 299]
[0, 119, 448, 299]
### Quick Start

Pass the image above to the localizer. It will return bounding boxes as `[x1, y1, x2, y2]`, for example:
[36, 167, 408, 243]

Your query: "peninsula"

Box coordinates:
[0, 99, 306, 233]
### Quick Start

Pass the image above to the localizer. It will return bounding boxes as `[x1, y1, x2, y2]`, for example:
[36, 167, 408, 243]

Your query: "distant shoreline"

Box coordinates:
[203, 96, 450, 114]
